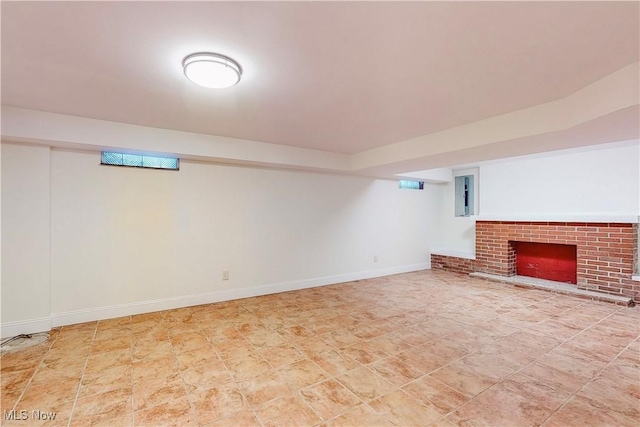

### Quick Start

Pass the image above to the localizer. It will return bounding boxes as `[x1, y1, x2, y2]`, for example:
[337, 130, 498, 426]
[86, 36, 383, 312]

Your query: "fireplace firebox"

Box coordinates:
[511, 241, 577, 284]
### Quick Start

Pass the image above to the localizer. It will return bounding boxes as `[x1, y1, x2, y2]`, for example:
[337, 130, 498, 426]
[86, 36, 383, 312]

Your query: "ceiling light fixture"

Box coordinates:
[182, 52, 242, 89]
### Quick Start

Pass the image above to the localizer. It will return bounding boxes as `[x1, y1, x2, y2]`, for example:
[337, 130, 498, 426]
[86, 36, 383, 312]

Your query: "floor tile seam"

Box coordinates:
[369, 351, 415, 371]
[435, 381, 532, 427]
[162, 332, 198, 426]
[491, 309, 628, 427]
[564, 297, 624, 315]
[408, 372, 471, 404]
[179, 370, 211, 426]
[246, 355, 334, 399]
[329, 370, 376, 409]
[533, 387, 608, 427]
[362, 400, 398, 426]
[212, 409, 266, 427]
[493, 320, 588, 383]
[548, 297, 592, 315]
[297, 374, 364, 421]
[66, 325, 98, 427]
[405, 373, 473, 423]
[226, 371, 258, 417]
[413, 323, 520, 379]
[287, 336, 339, 361]
[385, 386, 449, 419]
[422, 313, 581, 422]
[312, 399, 378, 426]
[3, 345, 49, 416]
[122, 340, 134, 427]
[235, 376, 283, 408]
[131, 393, 190, 425]
[425, 389, 473, 424]
[464, 353, 577, 426]
[213, 344, 243, 388]
[223, 338, 276, 374]
[338, 363, 424, 411]
[289, 387, 329, 425]
[539, 305, 632, 362]
[251, 408, 267, 427]
[282, 374, 331, 397]
[535, 335, 640, 427]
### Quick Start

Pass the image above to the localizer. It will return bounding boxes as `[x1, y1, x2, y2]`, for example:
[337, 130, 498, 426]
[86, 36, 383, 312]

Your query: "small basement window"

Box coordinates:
[101, 151, 179, 170]
[399, 180, 424, 190]
[455, 175, 474, 216]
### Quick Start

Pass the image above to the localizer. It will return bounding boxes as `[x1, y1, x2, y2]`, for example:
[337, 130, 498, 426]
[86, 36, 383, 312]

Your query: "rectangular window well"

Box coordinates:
[101, 151, 179, 170]
[399, 180, 424, 190]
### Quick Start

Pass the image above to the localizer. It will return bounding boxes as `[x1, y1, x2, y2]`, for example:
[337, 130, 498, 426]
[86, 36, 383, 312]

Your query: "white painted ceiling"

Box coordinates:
[1, 1, 639, 176]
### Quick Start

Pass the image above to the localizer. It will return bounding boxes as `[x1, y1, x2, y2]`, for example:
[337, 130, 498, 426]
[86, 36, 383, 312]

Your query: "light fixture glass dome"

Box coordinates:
[182, 52, 242, 89]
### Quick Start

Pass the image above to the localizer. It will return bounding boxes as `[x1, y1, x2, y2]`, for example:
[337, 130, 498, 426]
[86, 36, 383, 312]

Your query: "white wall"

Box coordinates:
[433, 142, 640, 257]
[5, 140, 637, 335]
[1, 143, 438, 335]
[431, 169, 478, 258]
[480, 143, 639, 218]
[1, 144, 51, 333]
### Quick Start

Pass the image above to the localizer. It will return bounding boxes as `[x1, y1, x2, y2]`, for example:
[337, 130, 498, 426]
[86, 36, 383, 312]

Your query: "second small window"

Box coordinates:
[399, 180, 424, 190]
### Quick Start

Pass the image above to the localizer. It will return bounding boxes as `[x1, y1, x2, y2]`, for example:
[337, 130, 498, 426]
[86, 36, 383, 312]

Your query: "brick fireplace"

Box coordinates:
[432, 221, 639, 303]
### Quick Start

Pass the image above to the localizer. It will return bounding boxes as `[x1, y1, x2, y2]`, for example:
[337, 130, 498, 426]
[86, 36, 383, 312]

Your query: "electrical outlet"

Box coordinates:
[373, 255, 378, 263]
[222, 270, 229, 280]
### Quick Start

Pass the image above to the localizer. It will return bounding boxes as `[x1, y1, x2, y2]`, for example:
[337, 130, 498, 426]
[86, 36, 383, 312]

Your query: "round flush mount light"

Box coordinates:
[182, 52, 242, 89]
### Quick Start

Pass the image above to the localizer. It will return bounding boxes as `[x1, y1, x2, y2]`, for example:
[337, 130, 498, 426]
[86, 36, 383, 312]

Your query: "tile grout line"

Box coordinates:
[203, 310, 265, 427]
[534, 306, 637, 426]
[223, 315, 266, 427]
[3, 332, 56, 424]
[66, 323, 98, 427]
[128, 320, 134, 427]
[415, 300, 624, 424]
[474, 303, 625, 426]
[233, 307, 370, 426]
[167, 313, 201, 426]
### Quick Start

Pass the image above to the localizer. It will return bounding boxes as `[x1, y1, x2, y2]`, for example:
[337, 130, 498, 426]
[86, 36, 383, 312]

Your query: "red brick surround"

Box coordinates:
[432, 221, 639, 303]
[431, 254, 476, 275]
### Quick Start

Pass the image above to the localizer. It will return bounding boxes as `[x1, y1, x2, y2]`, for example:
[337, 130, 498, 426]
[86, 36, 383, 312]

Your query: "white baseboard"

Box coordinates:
[0, 317, 52, 339]
[51, 263, 429, 327]
[0, 263, 429, 335]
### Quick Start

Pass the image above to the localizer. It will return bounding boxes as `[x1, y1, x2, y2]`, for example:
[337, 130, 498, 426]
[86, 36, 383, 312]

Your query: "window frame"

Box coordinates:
[100, 151, 180, 171]
[399, 180, 424, 190]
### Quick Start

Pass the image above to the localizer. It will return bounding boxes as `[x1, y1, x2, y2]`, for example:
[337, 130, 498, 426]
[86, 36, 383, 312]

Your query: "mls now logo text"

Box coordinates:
[4, 410, 57, 421]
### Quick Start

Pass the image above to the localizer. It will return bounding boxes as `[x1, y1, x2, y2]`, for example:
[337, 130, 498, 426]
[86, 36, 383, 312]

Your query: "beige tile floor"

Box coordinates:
[1, 270, 639, 427]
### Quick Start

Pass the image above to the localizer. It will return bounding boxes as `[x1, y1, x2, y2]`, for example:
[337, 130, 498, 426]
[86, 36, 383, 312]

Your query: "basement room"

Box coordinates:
[1, 1, 639, 426]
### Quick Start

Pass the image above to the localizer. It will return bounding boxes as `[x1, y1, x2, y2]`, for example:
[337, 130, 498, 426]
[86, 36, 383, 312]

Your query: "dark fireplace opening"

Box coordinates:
[511, 241, 577, 284]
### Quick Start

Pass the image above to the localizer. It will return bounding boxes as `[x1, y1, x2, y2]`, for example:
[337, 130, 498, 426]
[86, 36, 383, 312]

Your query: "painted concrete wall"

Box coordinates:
[1, 143, 438, 335]
[433, 141, 640, 258]
[480, 142, 639, 218]
[1, 144, 51, 332]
